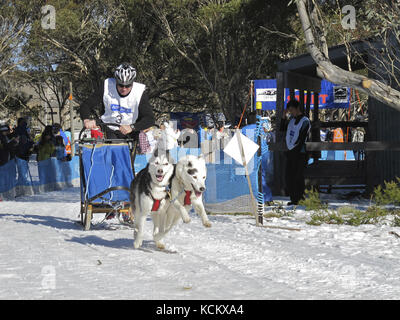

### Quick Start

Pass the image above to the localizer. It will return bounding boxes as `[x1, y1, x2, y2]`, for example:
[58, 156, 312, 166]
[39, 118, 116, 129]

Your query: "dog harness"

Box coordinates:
[184, 190, 192, 206]
[151, 199, 162, 212]
[150, 187, 171, 212]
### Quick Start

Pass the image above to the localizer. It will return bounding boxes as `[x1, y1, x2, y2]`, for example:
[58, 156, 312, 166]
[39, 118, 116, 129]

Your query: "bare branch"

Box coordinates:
[296, 0, 400, 112]
[260, 26, 300, 40]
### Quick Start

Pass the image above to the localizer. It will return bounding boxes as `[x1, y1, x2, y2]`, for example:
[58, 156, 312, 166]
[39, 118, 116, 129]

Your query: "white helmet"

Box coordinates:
[114, 62, 136, 86]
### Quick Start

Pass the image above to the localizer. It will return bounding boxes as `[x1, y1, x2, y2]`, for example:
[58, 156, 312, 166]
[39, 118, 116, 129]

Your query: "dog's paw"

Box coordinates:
[155, 241, 165, 250]
[182, 216, 191, 224]
[133, 240, 141, 249]
[203, 220, 212, 228]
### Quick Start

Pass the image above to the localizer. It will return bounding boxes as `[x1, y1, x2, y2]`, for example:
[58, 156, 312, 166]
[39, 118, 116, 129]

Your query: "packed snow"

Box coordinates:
[1, 187, 400, 300]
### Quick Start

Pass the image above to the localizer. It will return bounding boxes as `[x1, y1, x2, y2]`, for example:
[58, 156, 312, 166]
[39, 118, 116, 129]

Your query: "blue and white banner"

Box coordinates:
[170, 112, 205, 130]
[253, 79, 350, 110]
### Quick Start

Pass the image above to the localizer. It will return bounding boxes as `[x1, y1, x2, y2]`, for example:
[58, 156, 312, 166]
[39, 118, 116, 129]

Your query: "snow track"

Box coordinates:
[1, 187, 400, 299]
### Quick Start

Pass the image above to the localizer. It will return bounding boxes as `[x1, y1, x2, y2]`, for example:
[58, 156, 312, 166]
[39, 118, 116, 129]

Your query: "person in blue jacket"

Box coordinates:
[241, 112, 273, 205]
[52, 123, 71, 161]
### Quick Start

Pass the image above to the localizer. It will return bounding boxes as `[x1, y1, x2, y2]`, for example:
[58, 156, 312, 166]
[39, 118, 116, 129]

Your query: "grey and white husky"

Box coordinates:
[130, 148, 174, 249]
[153, 154, 211, 245]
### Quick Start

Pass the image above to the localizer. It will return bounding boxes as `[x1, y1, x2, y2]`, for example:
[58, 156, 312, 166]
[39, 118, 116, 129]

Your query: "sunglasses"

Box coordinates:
[117, 84, 132, 88]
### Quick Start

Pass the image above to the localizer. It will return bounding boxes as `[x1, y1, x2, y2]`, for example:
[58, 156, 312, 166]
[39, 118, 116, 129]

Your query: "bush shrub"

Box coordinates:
[304, 180, 400, 227]
[373, 178, 400, 206]
[299, 187, 328, 211]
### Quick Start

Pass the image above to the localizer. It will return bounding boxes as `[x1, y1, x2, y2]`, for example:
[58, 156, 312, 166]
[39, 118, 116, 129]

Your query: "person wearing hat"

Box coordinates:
[79, 62, 155, 139]
[0, 122, 19, 166]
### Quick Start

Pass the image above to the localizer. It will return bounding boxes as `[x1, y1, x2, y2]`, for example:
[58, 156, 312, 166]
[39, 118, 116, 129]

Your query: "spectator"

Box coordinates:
[216, 121, 229, 149]
[137, 130, 151, 154]
[52, 123, 72, 161]
[151, 125, 162, 141]
[37, 125, 55, 161]
[15, 117, 33, 161]
[157, 121, 180, 150]
[280, 99, 311, 206]
[55, 135, 67, 161]
[246, 112, 257, 126]
[144, 127, 158, 153]
[241, 113, 273, 205]
[241, 112, 257, 138]
[0, 122, 19, 166]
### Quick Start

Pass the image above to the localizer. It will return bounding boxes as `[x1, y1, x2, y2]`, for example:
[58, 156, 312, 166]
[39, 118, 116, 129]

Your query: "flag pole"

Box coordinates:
[235, 129, 260, 227]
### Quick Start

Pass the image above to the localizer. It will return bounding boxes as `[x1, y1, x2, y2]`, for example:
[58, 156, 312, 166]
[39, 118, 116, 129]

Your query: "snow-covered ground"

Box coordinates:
[1, 187, 400, 300]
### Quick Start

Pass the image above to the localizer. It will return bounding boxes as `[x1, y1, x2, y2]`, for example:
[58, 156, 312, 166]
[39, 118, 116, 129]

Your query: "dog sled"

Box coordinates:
[78, 123, 138, 230]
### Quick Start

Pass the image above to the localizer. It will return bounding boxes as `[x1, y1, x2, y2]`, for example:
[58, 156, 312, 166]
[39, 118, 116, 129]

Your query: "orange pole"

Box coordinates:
[237, 83, 253, 128]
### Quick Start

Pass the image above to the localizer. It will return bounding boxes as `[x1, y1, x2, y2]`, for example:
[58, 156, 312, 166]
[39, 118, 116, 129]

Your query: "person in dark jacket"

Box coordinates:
[280, 99, 311, 205]
[0, 122, 19, 166]
[15, 117, 33, 161]
[79, 62, 155, 140]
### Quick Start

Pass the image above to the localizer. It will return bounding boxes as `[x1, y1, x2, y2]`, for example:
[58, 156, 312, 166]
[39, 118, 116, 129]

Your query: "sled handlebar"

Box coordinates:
[78, 122, 136, 143]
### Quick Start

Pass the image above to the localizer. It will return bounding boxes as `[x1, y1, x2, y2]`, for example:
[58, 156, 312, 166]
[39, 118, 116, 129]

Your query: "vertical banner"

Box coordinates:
[254, 79, 277, 111]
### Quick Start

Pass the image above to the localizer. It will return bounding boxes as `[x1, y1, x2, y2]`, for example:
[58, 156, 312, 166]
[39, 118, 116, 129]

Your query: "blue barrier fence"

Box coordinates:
[0, 147, 270, 204]
[0, 146, 356, 202]
[0, 156, 80, 199]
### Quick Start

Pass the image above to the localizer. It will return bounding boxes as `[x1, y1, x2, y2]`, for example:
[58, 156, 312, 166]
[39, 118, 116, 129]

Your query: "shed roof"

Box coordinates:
[277, 39, 383, 77]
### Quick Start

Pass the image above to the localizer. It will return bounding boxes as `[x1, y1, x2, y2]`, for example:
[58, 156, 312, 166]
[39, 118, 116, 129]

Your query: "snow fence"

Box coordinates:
[0, 148, 273, 214]
[0, 157, 80, 200]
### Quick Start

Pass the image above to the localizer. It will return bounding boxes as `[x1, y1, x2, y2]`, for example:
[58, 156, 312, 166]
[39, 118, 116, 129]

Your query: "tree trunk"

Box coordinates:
[296, 0, 400, 112]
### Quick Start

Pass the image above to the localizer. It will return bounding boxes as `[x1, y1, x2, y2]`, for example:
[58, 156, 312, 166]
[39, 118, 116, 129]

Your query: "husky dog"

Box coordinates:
[130, 148, 174, 249]
[153, 154, 210, 244]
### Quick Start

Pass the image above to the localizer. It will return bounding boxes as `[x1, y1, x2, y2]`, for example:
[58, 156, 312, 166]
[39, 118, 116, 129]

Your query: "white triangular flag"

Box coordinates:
[223, 131, 259, 166]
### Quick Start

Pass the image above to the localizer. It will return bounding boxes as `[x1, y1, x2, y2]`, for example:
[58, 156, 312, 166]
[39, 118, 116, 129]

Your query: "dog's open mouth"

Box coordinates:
[191, 184, 203, 197]
[194, 191, 202, 197]
[156, 174, 164, 182]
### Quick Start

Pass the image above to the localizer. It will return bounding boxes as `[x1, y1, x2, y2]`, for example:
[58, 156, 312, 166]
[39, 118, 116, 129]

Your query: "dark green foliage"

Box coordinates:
[299, 187, 328, 211]
[306, 180, 400, 227]
[373, 178, 400, 206]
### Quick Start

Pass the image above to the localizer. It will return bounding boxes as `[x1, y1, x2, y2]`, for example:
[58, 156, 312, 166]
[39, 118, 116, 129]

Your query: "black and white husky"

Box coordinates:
[153, 154, 211, 245]
[130, 149, 174, 249]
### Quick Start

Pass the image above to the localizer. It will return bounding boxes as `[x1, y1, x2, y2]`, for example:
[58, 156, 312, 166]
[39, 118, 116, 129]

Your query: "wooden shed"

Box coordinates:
[269, 40, 400, 195]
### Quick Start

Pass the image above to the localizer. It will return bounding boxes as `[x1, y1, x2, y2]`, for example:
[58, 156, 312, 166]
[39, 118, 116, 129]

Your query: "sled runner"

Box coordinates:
[78, 123, 138, 230]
